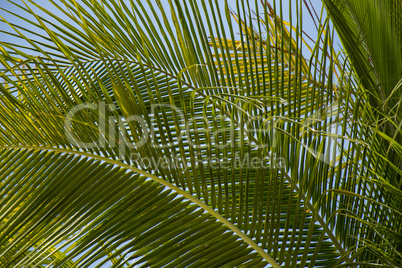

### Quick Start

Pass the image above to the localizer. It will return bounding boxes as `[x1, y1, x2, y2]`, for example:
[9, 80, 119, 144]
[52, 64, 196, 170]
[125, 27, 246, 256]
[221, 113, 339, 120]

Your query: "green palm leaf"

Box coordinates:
[0, 147, 273, 267]
[0, 0, 401, 267]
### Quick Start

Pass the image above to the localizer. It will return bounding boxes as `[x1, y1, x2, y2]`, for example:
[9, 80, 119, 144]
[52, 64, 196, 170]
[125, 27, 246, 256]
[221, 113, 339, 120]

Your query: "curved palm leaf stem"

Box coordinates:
[142, 61, 346, 258]
[281, 171, 346, 256]
[66, 57, 342, 260]
[242, 124, 347, 257]
[0, 145, 282, 268]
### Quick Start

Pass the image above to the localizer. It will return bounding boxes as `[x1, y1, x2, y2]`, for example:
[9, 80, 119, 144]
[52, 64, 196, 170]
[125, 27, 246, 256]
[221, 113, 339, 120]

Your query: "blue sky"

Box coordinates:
[0, 0, 327, 60]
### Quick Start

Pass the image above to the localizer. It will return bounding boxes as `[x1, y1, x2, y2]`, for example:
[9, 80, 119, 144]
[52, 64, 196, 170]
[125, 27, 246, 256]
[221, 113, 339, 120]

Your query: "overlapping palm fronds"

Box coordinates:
[0, 0, 401, 267]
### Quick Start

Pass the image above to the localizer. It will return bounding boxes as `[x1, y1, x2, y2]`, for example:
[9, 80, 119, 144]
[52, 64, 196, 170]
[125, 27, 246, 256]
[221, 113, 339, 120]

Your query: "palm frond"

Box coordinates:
[0, 0, 401, 267]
